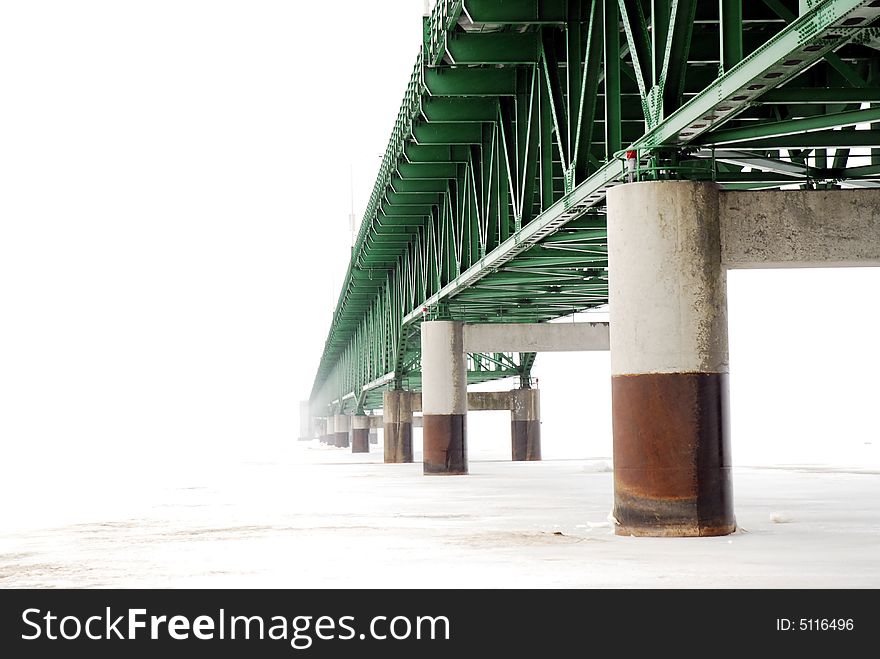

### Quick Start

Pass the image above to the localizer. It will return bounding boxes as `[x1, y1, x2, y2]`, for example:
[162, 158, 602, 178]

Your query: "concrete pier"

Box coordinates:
[352, 415, 370, 453]
[421, 321, 467, 475]
[368, 413, 378, 445]
[383, 390, 413, 463]
[608, 181, 735, 537]
[334, 414, 350, 449]
[510, 388, 541, 461]
[322, 416, 334, 445]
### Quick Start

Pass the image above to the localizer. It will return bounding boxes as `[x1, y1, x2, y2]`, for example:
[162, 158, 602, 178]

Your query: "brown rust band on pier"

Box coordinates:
[423, 414, 467, 475]
[612, 372, 735, 537]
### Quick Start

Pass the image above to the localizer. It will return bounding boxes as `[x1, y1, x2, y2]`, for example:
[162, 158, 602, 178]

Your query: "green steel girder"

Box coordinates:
[709, 130, 880, 149]
[384, 191, 440, 206]
[379, 206, 432, 218]
[698, 106, 880, 144]
[412, 122, 485, 145]
[309, 0, 880, 415]
[390, 177, 449, 194]
[659, 0, 697, 115]
[462, 0, 568, 24]
[719, 0, 744, 73]
[420, 97, 498, 123]
[396, 162, 459, 179]
[603, 0, 622, 158]
[403, 144, 469, 163]
[423, 68, 518, 97]
[445, 32, 541, 65]
[699, 149, 821, 177]
[759, 87, 880, 103]
[843, 163, 880, 177]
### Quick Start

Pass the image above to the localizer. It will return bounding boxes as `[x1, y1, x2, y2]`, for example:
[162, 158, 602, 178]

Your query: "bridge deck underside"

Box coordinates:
[311, 0, 880, 414]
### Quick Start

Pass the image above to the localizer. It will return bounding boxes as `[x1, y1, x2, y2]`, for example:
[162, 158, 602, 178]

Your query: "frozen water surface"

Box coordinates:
[1, 440, 878, 588]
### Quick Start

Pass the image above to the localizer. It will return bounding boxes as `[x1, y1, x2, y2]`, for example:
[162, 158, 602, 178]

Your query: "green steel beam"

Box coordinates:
[698, 107, 880, 144]
[541, 28, 570, 172]
[604, 0, 622, 159]
[423, 67, 518, 96]
[618, 0, 652, 115]
[713, 130, 880, 149]
[463, 0, 568, 24]
[403, 143, 470, 163]
[566, 8, 583, 172]
[420, 97, 498, 122]
[660, 0, 697, 117]
[719, 0, 743, 73]
[380, 205, 434, 217]
[396, 162, 458, 179]
[573, 0, 603, 183]
[759, 87, 880, 103]
[445, 32, 541, 65]
[698, 148, 820, 177]
[390, 177, 449, 193]
[412, 123, 485, 144]
[385, 191, 440, 206]
[842, 163, 880, 177]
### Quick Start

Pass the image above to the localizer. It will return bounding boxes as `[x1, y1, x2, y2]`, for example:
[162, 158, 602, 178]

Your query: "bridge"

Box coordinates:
[304, 0, 880, 537]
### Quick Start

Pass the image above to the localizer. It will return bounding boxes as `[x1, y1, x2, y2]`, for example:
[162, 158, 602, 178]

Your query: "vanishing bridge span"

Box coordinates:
[304, 0, 880, 536]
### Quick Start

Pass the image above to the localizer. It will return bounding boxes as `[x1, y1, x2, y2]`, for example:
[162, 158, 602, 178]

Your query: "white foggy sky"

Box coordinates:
[1, 0, 878, 498]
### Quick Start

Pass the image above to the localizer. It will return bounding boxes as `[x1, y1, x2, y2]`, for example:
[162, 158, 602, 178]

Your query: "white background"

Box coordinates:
[1, 0, 878, 514]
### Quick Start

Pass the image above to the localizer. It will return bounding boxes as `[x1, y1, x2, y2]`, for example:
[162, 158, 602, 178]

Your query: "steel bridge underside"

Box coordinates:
[310, 0, 880, 414]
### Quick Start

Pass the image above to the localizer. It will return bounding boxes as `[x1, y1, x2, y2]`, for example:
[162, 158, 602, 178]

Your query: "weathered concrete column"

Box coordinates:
[383, 390, 413, 463]
[510, 388, 541, 461]
[608, 181, 735, 537]
[352, 415, 370, 453]
[334, 414, 350, 449]
[421, 321, 467, 475]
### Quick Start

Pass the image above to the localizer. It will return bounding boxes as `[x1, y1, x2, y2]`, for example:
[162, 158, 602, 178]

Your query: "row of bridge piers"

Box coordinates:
[306, 181, 880, 538]
[315, 386, 541, 467]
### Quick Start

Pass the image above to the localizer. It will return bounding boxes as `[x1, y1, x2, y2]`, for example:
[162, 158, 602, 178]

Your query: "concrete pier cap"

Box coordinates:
[608, 180, 735, 538]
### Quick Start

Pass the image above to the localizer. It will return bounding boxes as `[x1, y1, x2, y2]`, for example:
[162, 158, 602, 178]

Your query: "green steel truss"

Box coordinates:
[311, 0, 880, 415]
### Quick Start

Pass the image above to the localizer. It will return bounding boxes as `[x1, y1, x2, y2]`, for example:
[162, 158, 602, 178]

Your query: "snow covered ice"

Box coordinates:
[1, 437, 878, 588]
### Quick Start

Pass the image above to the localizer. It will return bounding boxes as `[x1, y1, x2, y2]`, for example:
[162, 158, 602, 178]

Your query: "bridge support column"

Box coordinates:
[352, 415, 370, 453]
[334, 414, 350, 449]
[421, 321, 467, 475]
[608, 181, 735, 537]
[383, 390, 413, 463]
[511, 388, 541, 461]
[321, 416, 333, 445]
